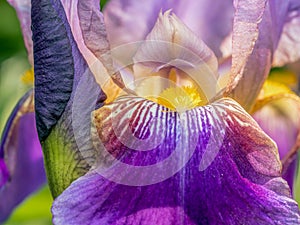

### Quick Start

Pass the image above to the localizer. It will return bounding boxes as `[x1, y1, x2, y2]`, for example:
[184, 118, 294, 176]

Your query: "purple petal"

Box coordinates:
[253, 99, 299, 192]
[58, 0, 106, 65]
[171, 0, 234, 58]
[0, 159, 9, 188]
[7, 0, 33, 65]
[52, 97, 300, 224]
[104, 0, 233, 57]
[0, 91, 46, 223]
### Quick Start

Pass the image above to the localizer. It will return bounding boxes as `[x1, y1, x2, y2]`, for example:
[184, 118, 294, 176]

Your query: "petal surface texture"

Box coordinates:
[52, 97, 300, 225]
[59, 0, 125, 89]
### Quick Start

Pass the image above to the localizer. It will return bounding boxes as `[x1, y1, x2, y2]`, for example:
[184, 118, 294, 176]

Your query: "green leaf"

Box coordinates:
[42, 123, 90, 198]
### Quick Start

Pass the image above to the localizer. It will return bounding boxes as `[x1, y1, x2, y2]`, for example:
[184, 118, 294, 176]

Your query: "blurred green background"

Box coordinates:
[0, 0, 299, 224]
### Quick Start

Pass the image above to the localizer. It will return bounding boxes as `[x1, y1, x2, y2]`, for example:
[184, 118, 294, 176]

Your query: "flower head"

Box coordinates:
[28, 0, 300, 224]
[2, 0, 300, 224]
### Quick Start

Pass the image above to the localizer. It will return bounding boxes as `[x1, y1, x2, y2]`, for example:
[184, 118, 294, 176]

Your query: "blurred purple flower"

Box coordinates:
[0, 91, 46, 223]
[0, 0, 46, 222]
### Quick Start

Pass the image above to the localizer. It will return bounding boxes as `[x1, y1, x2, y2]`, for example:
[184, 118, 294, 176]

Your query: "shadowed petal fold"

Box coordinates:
[0, 91, 45, 223]
[254, 102, 299, 192]
[52, 97, 300, 224]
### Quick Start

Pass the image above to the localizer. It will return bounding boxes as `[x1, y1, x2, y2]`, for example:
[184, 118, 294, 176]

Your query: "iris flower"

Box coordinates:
[104, 0, 300, 192]
[2, 0, 300, 224]
[0, 0, 45, 222]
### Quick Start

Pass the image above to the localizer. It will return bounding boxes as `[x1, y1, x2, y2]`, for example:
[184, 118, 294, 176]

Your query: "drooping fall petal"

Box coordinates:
[0, 91, 45, 223]
[32, 0, 106, 197]
[52, 97, 300, 224]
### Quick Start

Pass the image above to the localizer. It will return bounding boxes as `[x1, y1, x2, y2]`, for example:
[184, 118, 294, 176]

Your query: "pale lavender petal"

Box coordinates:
[273, 2, 300, 66]
[171, 0, 234, 57]
[133, 12, 219, 100]
[7, 0, 33, 65]
[226, 0, 272, 111]
[134, 11, 218, 74]
[59, 0, 125, 90]
[104, 0, 234, 57]
[221, 1, 300, 67]
[0, 91, 46, 223]
[226, 1, 300, 111]
[104, 0, 171, 48]
[52, 97, 300, 224]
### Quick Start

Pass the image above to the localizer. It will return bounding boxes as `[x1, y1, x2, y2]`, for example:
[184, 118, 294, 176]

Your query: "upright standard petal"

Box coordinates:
[226, 0, 271, 111]
[104, 0, 233, 57]
[226, 0, 300, 111]
[133, 11, 218, 75]
[0, 91, 45, 223]
[32, 0, 106, 197]
[59, 0, 125, 94]
[133, 12, 219, 103]
[52, 97, 300, 224]
[7, 0, 33, 65]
